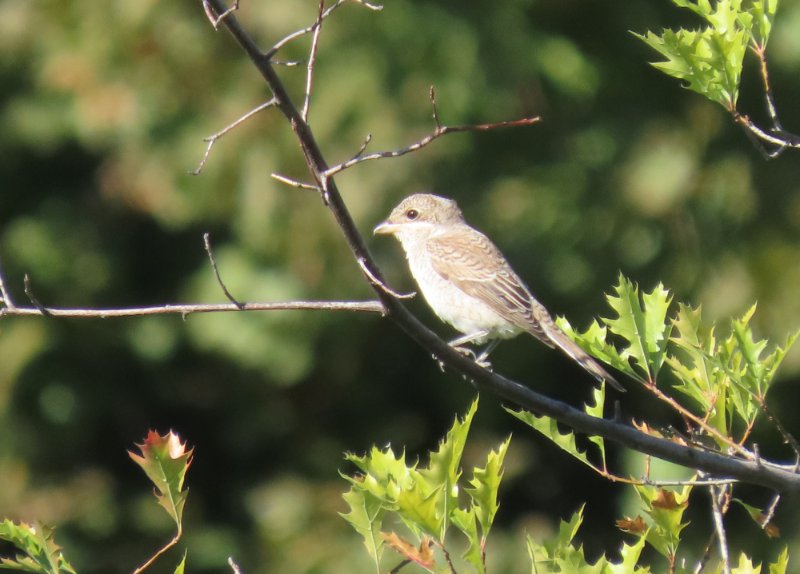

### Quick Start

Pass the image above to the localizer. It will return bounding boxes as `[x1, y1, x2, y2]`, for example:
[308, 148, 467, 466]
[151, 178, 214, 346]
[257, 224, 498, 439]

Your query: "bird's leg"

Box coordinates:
[449, 331, 488, 348]
[448, 331, 494, 368]
[475, 339, 500, 369]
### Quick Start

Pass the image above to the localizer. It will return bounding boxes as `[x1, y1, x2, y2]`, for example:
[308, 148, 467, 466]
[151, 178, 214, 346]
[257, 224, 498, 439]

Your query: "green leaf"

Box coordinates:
[731, 553, 761, 574]
[769, 547, 789, 574]
[466, 435, 510, 539]
[557, 317, 633, 379]
[419, 397, 478, 540]
[633, 485, 691, 559]
[612, 534, 649, 574]
[451, 507, 484, 574]
[668, 304, 717, 405]
[0, 520, 77, 574]
[603, 275, 673, 383]
[128, 430, 193, 528]
[584, 385, 607, 471]
[636, 0, 758, 110]
[506, 408, 603, 473]
[173, 551, 187, 574]
[339, 487, 386, 570]
[749, 0, 780, 46]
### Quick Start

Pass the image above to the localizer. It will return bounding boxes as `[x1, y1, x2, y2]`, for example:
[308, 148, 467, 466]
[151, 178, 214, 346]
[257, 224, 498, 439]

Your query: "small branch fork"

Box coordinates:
[734, 43, 800, 159]
[323, 87, 541, 179]
[191, 98, 278, 175]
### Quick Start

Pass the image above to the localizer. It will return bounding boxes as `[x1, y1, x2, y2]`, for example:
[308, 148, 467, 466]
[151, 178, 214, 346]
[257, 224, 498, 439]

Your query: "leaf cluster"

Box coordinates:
[559, 274, 797, 442]
[340, 398, 509, 574]
[636, 0, 779, 111]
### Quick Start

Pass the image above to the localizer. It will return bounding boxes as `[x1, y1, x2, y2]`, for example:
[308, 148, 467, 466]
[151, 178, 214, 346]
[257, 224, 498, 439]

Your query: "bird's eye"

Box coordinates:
[405, 209, 419, 220]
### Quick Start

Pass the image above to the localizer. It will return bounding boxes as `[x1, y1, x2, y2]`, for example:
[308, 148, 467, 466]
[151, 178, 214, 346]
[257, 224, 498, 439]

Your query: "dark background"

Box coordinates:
[2, 0, 800, 572]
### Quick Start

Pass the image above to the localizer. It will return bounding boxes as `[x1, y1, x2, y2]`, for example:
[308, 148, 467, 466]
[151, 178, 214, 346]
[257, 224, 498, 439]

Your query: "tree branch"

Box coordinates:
[0, 300, 383, 319]
[197, 0, 800, 493]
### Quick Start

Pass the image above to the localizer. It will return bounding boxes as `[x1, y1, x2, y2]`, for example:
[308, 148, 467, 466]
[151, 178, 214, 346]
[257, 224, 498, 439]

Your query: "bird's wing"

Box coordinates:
[426, 227, 554, 346]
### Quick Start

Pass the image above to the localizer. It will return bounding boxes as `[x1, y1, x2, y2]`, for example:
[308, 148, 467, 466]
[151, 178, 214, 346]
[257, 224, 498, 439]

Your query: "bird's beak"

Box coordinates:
[373, 220, 398, 235]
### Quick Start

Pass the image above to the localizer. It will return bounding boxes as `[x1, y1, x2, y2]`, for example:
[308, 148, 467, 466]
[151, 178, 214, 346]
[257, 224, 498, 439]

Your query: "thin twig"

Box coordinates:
[710, 485, 731, 574]
[0, 300, 384, 318]
[302, 0, 326, 122]
[266, 0, 382, 60]
[273, 59, 303, 67]
[753, 44, 783, 133]
[643, 381, 754, 461]
[227, 557, 243, 574]
[0, 258, 16, 311]
[438, 543, 457, 574]
[324, 87, 540, 178]
[756, 396, 800, 465]
[389, 559, 412, 574]
[203, 0, 240, 30]
[642, 476, 738, 487]
[23, 274, 51, 317]
[133, 530, 181, 574]
[357, 257, 415, 300]
[270, 173, 320, 191]
[191, 98, 279, 175]
[204, 233, 245, 309]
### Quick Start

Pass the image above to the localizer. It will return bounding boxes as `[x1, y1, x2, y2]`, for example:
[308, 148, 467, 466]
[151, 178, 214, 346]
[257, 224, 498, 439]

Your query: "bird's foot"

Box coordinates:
[451, 345, 493, 370]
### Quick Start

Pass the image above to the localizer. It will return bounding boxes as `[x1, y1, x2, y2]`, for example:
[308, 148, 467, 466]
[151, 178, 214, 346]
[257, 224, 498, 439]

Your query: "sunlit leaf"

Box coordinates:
[128, 430, 193, 528]
[506, 408, 602, 473]
[339, 487, 386, 569]
[602, 275, 673, 382]
[0, 520, 76, 574]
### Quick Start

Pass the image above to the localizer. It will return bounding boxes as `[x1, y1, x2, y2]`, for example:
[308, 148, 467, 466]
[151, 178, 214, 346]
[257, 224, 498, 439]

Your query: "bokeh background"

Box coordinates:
[2, 0, 800, 572]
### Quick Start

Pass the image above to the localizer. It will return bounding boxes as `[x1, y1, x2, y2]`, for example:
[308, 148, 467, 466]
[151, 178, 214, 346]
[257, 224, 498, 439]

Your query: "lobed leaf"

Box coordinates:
[0, 520, 76, 574]
[602, 275, 673, 383]
[128, 430, 193, 528]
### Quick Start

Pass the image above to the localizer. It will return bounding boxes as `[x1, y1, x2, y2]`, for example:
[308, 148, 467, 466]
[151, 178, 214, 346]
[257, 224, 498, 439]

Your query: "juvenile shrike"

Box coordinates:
[374, 193, 624, 392]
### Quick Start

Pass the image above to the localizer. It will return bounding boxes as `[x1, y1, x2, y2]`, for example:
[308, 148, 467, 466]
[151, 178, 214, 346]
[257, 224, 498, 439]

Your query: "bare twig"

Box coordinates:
[389, 559, 412, 574]
[710, 484, 731, 574]
[271, 172, 320, 191]
[203, 0, 240, 30]
[0, 258, 16, 311]
[0, 300, 384, 319]
[357, 257, 414, 300]
[204, 233, 245, 309]
[642, 476, 738, 487]
[266, 0, 382, 60]
[756, 395, 800, 465]
[643, 381, 755, 461]
[190, 98, 279, 175]
[23, 274, 51, 317]
[302, 0, 326, 122]
[227, 557, 243, 574]
[133, 530, 181, 574]
[324, 87, 541, 178]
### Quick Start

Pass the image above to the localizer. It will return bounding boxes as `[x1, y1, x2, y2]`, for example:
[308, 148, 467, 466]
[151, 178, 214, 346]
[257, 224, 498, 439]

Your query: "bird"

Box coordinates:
[374, 193, 624, 392]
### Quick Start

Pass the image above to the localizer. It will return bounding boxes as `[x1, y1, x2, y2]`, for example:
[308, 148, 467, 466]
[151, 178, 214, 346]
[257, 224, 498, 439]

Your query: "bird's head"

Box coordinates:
[374, 193, 464, 239]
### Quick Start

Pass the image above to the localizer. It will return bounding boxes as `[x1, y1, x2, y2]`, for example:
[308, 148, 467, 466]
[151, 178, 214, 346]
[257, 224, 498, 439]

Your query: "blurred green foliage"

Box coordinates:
[2, 0, 800, 572]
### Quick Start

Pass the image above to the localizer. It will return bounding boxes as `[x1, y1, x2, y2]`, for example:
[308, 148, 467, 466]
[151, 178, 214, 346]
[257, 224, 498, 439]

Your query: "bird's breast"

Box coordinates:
[403, 246, 521, 341]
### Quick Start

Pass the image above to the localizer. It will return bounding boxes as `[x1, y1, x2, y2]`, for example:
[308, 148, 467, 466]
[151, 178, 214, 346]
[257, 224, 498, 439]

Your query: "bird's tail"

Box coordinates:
[542, 325, 626, 392]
